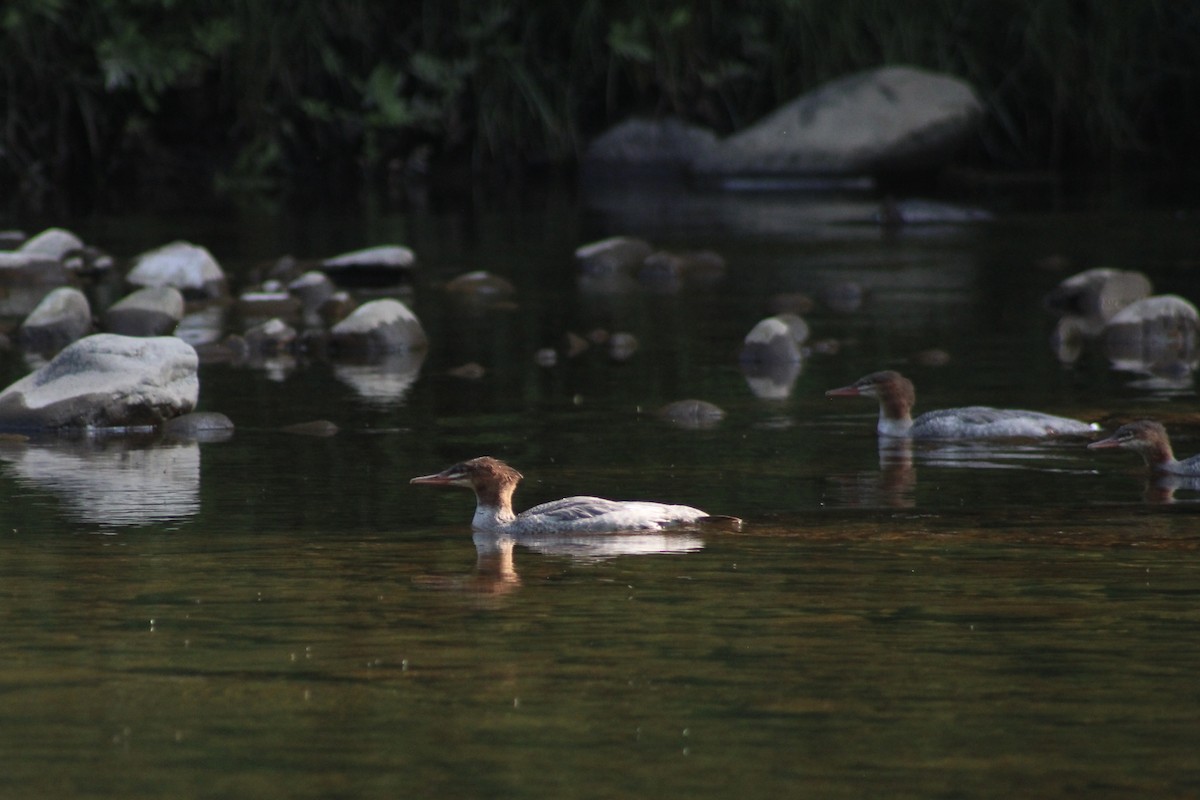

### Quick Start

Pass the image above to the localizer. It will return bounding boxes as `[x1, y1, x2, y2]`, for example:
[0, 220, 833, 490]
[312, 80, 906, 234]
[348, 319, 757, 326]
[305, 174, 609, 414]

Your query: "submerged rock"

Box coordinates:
[236, 290, 302, 322]
[0, 334, 198, 432]
[575, 236, 654, 276]
[103, 286, 185, 337]
[281, 419, 339, 437]
[693, 65, 982, 179]
[163, 411, 235, 443]
[445, 270, 516, 301]
[329, 298, 427, 355]
[128, 241, 228, 299]
[658, 399, 726, 430]
[19, 287, 93, 353]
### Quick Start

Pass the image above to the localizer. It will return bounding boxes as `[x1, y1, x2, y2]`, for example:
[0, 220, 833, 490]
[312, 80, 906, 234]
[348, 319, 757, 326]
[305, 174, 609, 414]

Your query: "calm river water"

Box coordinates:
[2, 177, 1200, 798]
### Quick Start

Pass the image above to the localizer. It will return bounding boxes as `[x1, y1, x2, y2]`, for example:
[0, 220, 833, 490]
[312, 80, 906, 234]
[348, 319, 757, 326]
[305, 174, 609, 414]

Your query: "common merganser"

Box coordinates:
[411, 456, 739, 533]
[825, 370, 1098, 439]
[1087, 420, 1200, 475]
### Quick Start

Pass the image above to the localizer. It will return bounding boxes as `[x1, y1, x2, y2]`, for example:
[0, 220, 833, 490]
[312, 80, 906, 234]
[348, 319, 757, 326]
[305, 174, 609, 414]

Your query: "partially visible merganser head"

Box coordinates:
[410, 456, 522, 490]
[825, 370, 916, 423]
[1087, 420, 1176, 468]
[411, 457, 523, 518]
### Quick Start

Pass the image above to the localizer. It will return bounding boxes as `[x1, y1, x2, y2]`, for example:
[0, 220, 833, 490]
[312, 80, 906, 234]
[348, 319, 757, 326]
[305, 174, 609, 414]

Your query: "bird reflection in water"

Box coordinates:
[413, 530, 705, 604]
[825, 438, 916, 509]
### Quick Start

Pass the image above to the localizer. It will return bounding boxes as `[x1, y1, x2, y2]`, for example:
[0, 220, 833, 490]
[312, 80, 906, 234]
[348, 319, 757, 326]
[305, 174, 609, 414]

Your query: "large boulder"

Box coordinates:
[19, 287, 93, 353]
[102, 286, 185, 337]
[329, 299, 427, 355]
[0, 334, 199, 431]
[127, 241, 228, 299]
[692, 65, 983, 179]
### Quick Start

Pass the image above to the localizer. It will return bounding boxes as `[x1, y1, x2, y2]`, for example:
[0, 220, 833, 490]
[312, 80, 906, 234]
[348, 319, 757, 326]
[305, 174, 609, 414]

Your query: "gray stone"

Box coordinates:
[329, 299, 427, 355]
[658, 399, 726, 430]
[693, 66, 983, 178]
[0, 334, 198, 431]
[236, 290, 302, 322]
[575, 236, 654, 275]
[127, 241, 228, 299]
[19, 287, 93, 353]
[0, 251, 70, 286]
[163, 411, 235, 443]
[19, 227, 83, 260]
[102, 286, 185, 337]
[445, 270, 515, 299]
[583, 117, 718, 173]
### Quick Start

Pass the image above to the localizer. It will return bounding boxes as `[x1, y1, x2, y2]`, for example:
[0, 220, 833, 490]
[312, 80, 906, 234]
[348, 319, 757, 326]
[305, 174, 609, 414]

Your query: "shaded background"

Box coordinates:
[3, 0, 1200, 209]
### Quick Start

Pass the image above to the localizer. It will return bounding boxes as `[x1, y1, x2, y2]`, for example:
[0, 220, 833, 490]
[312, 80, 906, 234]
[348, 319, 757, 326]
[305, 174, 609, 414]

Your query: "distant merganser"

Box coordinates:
[825, 370, 1098, 439]
[411, 456, 739, 533]
[1087, 420, 1200, 475]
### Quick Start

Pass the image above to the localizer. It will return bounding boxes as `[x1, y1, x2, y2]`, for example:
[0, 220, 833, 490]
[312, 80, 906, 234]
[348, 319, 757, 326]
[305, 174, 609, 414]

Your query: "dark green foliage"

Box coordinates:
[1, 0, 1198, 199]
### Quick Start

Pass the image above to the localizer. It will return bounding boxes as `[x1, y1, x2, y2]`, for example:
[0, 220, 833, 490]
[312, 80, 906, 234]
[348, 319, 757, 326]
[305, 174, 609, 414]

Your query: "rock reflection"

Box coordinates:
[740, 359, 802, 400]
[0, 438, 199, 527]
[332, 350, 426, 407]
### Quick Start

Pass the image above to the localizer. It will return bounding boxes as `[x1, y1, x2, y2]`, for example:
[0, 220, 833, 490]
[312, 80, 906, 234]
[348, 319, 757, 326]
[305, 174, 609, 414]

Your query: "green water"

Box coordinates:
[2, 180, 1200, 798]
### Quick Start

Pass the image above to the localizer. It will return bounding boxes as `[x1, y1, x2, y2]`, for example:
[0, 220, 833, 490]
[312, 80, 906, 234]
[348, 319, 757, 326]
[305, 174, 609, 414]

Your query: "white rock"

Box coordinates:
[0, 334, 199, 431]
[322, 245, 415, 269]
[19, 287, 92, 352]
[330, 298, 427, 354]
[103, 287, 185, 337]
[127, 241, 227, 297]
[19, 227, 84, 260]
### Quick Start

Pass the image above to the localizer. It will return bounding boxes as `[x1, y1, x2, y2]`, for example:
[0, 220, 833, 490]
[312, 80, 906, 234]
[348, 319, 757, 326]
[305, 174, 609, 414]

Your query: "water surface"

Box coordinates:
[2, 179, 1200, 798]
